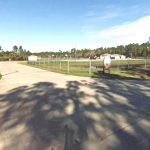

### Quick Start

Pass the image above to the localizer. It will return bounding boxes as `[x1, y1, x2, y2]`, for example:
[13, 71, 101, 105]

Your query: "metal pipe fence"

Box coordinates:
[27, 58, 150, 77]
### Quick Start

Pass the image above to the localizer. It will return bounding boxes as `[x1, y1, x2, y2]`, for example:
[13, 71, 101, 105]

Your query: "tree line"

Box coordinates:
[0, 45, 31, 61]
[33, 42, 150, 59]
[0, 42, 150, 61]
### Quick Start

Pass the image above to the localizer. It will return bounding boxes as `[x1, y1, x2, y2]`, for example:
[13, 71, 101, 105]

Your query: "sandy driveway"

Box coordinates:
[0, 62, 150, 150]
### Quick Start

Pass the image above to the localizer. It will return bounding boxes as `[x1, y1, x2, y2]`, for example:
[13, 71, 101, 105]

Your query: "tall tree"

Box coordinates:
[0, 46, 2, 51]
[19, 45, 23, 52]
[13, 45, 18, 53]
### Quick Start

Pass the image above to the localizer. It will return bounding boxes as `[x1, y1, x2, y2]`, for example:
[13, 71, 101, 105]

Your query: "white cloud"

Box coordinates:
[90, 13, 118, 23]
[82, 7, 119, 24]
[29, 15, 150, 51]
[2, 15, 150, 52]
[84, 15, 150, 47]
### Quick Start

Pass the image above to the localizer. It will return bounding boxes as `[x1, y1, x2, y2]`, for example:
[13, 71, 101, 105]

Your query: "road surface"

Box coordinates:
[0, 62, 150, 150]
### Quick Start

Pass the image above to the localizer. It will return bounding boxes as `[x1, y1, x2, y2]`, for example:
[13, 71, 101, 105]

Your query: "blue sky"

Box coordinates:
[0, 0, 150, 52]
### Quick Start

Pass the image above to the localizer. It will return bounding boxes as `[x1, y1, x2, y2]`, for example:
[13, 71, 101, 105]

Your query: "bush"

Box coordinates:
[0, 73, 2, 79]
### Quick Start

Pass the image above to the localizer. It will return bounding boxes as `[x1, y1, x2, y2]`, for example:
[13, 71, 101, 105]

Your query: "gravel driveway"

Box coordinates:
[0, 61, 150, 150]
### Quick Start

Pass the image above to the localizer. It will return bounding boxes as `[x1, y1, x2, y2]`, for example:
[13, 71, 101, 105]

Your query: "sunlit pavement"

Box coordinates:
[0, 62, 150, 150]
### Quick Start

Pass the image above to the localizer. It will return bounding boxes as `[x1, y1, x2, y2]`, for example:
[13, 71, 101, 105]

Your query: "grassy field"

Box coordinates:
[21, 59, 150, 80]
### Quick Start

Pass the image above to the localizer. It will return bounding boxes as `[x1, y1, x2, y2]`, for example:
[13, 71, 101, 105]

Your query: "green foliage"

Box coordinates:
[13, 45, 18, 52]
[0, 46, 2, 51]
[0, 48, 31, 61]
[18, 45, 23, 52]
[0, 73, 2, 79]
[24, 59, 150, 80]
[32, 42, 150, 59]
[0, 41, 150, 61]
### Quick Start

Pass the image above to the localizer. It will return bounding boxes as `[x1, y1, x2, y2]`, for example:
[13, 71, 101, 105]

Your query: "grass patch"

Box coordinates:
[20, 60, 150, 80]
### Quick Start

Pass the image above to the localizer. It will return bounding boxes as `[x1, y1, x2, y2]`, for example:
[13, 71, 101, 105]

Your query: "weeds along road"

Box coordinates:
[0, 61, 150, 150]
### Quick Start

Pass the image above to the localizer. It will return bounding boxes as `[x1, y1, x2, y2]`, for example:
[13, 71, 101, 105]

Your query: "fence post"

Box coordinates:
[145, 59, 147, 68]
[67, 59, 70, 74]
[43, 58, 45, 68]
[60, 61, 62, 70]
[89, 60, 91, 74]
[46, 58, 47, 68]
[47, 58, 49, 69]
[127, 60, 129, 69]
[55, 57, 57, 70]
[38, 58, 40, 67]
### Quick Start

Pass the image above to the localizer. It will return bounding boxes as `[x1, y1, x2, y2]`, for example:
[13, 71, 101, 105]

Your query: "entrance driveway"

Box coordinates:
[0, 62, 150, 150]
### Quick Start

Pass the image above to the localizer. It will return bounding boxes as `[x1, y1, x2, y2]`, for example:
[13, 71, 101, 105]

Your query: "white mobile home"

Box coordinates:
[100, 54, 126, 60]
[28, 55, 38, 62]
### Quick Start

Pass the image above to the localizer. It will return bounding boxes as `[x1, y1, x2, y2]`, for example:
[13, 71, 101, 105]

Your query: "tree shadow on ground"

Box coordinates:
[92, 68, 150, 80]
[0, 80, 150, 150]
[120, 67, 150, 78]
[92, 71, 144, 80]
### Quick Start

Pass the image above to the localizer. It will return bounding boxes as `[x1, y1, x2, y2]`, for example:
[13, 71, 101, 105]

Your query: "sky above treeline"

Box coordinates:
[0, 0, 150, 52]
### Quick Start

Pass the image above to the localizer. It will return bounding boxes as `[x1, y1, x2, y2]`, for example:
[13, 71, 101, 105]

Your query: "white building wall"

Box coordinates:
[28, 55, 38, 62]
[100, 54, 126, 60]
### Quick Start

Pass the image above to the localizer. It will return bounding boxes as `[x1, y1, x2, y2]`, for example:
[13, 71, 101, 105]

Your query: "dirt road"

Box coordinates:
[0, 62, 150, 150]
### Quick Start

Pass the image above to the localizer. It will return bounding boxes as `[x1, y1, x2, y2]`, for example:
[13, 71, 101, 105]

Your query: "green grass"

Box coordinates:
[20, 59, 150, 80]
